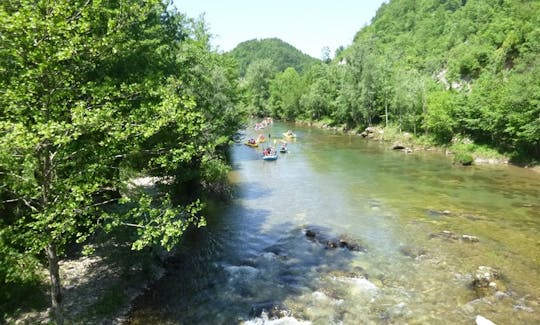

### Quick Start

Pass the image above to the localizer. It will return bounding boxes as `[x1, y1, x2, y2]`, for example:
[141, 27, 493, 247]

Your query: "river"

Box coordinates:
[127, 122, 540, 324]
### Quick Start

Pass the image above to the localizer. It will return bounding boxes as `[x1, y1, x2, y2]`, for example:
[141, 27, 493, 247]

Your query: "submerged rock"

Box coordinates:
[338, 237, 367, 252]
[305, 228, 367, 252]
[472, 266, 505, 297]
[462, 234, 480, 242]
[429, 230, 459, 241]
[249, 301, 289, 320]
[473, 266, 499, 287]
[429, 230, 480, 243]
[513, 304, 534, 313]
[462, 214, 487, 221]
[427, 209, 453, 217]
[224, 264, 260, 284]
[242, 313, 311, 325]
[399, 245, 427, 258]
[305, 229, 317, 238]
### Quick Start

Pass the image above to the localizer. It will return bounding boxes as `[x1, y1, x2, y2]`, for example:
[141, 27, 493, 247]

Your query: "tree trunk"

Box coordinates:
[385, 102, 388, 127]
[46, 242, 64, 325]
[422, 90, 428, 136]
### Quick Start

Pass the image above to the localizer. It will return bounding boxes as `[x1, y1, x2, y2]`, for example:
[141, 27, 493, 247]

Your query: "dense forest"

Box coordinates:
[228, 38, 320, 120]
[228, 38, 319, 77]
[0, 0, 242, 323]
[241, 0, 540, 162]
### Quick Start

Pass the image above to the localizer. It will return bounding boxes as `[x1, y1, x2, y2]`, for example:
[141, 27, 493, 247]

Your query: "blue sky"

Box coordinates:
[172, 0, 387, 59]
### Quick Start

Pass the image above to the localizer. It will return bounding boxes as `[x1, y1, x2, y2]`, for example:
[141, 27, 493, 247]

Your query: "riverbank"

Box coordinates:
[295, 120, 539, 171]
[3, 176, 230, 324]
[3, 235, 167, 324]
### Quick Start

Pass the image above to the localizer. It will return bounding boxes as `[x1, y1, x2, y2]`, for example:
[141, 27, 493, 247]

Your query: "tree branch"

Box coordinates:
[90, 197, 119, 207]
[121, 222, 146, 229]
[22, 198, 40, 213]
[0, 172, 32, 182]
[2, 198, 20, 203]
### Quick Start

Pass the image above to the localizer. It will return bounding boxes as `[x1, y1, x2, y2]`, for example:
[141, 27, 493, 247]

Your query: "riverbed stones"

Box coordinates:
[399, 245, 427, 258]
[304, 228, 367, 252]
[472, 266, 504, 297]
[338, 237, 366, 252]
[473, 266, 499, 286]
[249, 301, 290, 319]
[429, 230, 480, 243]
[427, 209, 453, 217]
[462, 234, 480, 242]
[429, 230, 459, 240]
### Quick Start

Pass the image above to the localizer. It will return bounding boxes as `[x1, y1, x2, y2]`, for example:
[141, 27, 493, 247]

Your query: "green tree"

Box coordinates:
[392, 68, 428, 135]
[0, 1, 239, 322]
[299, 64, 341, 121]
[503, 62, 540, 157]
[335, 71, 363, 128]
[424, 90, 458, 143]
[241, 59, 276, 116]
[268, 68, 305, 120]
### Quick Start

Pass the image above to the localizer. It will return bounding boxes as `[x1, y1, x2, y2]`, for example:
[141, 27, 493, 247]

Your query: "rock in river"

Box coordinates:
[305, 228, 367, 252]
[473, 266, 499, 287]
[472, 266, 505, 297]
[399, 245, 427, 258]
[249, 301, 289, 319]
[429, 230, 480, 243]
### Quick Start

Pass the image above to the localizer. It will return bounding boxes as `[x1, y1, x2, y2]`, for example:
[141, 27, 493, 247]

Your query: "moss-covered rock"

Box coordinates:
[454, 152, 474, 166]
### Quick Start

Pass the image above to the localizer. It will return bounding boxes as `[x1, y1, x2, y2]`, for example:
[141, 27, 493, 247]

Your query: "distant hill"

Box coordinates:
[228, 38, 320, 76]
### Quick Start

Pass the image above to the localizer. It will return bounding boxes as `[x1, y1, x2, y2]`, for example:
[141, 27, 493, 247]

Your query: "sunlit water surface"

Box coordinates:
[128, 123, 540, 324]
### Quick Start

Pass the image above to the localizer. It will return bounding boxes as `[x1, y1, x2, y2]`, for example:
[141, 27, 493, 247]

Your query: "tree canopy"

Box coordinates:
[228, 38, 320, 77]
[0, 0, 243, 322]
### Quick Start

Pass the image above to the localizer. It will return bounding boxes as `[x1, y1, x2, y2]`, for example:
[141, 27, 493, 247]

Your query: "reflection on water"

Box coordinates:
[128, 123, 540, 324]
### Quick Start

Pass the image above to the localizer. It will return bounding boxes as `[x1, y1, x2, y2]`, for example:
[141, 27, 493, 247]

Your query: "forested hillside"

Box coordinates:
[228, 38, 319, 76]
[344, 0, 540, 158]
[243, 0, 539, 161]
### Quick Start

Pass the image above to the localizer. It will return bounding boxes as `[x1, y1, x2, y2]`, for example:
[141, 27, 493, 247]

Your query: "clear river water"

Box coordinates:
[128, 122, 540, 324]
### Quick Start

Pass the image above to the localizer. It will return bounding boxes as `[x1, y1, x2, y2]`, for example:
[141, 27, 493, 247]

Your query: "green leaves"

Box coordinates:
[0, 0, 241, 291]
[268, 67, 305, 120]
[229, 38, 319, 77]
[128, 197, 204, 252]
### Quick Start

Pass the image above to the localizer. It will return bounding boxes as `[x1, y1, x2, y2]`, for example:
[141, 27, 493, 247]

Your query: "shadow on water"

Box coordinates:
[126, 215, 367, 324]
[126, 160, 370, 324]
[230, 143, 266, 168]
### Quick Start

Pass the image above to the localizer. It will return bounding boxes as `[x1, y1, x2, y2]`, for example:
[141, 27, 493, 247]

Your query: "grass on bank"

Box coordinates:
[384, 125, 509, 165]
[299, 119, 514, 166]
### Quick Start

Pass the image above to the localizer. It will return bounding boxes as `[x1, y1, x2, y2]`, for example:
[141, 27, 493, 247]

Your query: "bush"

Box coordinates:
[454, 151, 474, 166]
